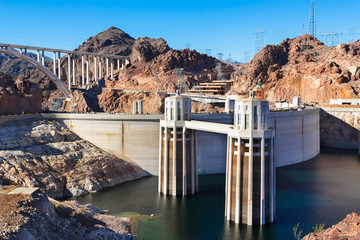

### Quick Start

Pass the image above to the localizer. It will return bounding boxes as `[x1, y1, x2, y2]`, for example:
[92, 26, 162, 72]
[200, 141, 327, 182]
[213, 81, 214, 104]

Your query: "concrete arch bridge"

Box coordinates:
[0, 43, 130, 99]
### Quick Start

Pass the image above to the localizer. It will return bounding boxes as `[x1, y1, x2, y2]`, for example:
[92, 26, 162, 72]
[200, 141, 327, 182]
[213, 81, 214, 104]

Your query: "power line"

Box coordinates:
[308, 0, 316, 37]
[254, 27, 265, 53]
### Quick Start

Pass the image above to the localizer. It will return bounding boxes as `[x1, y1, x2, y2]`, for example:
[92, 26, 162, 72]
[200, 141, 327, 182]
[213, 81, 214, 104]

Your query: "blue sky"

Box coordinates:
[0, 0, 359, 62]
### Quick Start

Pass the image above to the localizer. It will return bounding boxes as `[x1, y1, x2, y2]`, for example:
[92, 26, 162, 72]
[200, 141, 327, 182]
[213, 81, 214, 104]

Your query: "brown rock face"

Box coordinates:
[75, 26, 135, 56]
[130, 37, 170, 64]
[231, 35, 360, 103]
[0, 72, 42, 115]
[302, 212, 360, 240]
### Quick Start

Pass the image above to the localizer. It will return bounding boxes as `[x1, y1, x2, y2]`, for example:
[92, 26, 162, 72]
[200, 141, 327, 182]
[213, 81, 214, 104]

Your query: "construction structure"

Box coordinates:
[188, 80, 234, 95]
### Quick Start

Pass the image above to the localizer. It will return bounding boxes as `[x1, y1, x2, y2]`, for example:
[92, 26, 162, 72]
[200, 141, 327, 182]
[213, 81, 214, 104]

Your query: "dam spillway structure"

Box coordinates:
[158, 92, 197, 196]
[225, 93, 275, 225]
[158, 91, 275, 225]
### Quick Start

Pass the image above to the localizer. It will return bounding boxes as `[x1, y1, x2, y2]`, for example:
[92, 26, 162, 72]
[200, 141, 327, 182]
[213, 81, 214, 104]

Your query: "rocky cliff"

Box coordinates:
[231, 35, 360, 103]
[0, 118, 148, 198]
[0, 72, 42, 115]
[0, 186, 136, 239]
[302, 212, 360, 240]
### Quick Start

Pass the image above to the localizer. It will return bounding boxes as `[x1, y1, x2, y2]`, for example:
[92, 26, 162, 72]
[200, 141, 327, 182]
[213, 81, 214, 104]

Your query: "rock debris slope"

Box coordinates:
[0, 118, 149, 198]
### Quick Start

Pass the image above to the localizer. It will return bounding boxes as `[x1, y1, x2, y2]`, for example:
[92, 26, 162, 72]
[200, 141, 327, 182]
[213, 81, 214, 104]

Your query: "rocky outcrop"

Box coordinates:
[75, 26, 135, 56]
[0, 186, 135, 239]
[0, 72, 42, 115]
[130, 37, 170, 64]
[320, 108, 360, 149]
[302, 212, 360, 240]
[231, 35, 360, 103]
[0, 118, 149, 198]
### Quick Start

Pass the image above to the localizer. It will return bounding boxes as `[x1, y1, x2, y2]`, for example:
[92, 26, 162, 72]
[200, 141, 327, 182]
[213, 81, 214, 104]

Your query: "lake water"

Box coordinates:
[70, 147, 360, 240]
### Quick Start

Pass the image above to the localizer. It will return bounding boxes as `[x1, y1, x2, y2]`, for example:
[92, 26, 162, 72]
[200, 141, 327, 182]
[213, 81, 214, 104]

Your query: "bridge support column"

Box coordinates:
[37, 50, 40, 62]
[106, 58, 109, 76]
[53, 52, 56, 74]
[111, 58, 114, 79]
[86, 55, 89, 85]
[72, 54, 76, 86]
[81, 55, 84, 85]
[41, 50, 45, 66]
[94, 56, 97, 82]
[67, 54, 71, 90]
[57, 52, 61, 79]
[99, 57, 102, 79]
[117, 59, 120, 70]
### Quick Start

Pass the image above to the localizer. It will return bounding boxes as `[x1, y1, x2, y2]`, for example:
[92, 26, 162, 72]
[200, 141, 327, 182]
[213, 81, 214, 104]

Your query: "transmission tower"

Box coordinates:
[348, 26, 356, 42]
[206, 49, 212, 56]
[254, 28, 265, 53]
[322, 29, 342, 46]
[244, 51, 250, 64]
[308, 0, 316, 37]
[217, 52, 223, 61]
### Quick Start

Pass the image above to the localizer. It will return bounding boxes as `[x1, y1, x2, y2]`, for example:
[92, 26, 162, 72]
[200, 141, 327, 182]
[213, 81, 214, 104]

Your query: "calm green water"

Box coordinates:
[70, 147, 360, 240]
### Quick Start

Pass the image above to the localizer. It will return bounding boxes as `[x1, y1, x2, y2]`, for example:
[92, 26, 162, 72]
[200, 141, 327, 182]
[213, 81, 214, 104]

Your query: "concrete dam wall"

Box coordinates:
[268, 108, 320, 167]
[42, 109, 320, 175]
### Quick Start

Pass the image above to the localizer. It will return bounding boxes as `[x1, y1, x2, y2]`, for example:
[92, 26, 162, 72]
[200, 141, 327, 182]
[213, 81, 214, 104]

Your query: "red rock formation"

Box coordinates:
[303, 212, 360, 240]
[231, 35, 360, 103]
[0, 72, 42, 115]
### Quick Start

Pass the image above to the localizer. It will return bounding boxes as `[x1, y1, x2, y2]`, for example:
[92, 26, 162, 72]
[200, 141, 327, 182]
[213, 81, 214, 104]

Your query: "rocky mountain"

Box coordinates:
[231, 35, 360, 103]
[75, 26, 135, 56]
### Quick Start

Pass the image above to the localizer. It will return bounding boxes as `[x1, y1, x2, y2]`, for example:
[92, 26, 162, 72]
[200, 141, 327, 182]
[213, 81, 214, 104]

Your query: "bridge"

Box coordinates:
[0, 43, 130, 99]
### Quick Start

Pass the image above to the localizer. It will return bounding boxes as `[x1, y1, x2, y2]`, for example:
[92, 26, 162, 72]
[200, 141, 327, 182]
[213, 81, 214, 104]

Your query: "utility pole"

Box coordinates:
[308, 0, 316, 37]
[254, 27, 265, 53]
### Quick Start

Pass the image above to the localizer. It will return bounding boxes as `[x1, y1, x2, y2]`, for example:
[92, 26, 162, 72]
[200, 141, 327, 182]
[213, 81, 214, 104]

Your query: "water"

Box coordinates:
[70, 147, 360, 240]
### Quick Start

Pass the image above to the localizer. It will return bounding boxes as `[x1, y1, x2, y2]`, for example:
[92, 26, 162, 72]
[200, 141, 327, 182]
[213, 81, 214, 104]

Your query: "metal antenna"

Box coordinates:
[254, 27, 265, 53]
[308, 0, 316, 37]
